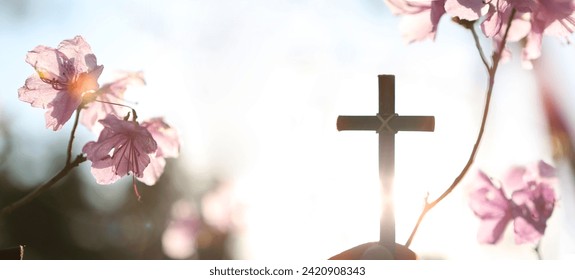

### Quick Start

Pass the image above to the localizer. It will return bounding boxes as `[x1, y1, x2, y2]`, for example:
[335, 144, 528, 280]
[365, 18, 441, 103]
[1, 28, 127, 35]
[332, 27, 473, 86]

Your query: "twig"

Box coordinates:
[0, 154, 86, 216]
[66, 109, 81, 165]
[405, 10, 517, 248]
[534, 241, 542, 260]
[471, 26, 490, 72]
[1, 107, 88, 216]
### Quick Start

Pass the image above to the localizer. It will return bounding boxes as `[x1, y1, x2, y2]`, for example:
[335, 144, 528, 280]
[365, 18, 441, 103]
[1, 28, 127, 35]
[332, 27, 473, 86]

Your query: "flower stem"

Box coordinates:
[471, 26, 490, 72]
[404, 9, 517, 248]
[534, 241, 542, 260]
[0, 154, 86, 216]
[66, 109, 81, 165]
[1, 108, 87, 216]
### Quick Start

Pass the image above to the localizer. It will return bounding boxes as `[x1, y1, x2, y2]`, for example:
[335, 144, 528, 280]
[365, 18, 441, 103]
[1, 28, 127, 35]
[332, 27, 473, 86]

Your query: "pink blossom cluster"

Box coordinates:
[468, 160, 557, 244]
[384, 0, 575, 68]
[18, 36, 180, 197]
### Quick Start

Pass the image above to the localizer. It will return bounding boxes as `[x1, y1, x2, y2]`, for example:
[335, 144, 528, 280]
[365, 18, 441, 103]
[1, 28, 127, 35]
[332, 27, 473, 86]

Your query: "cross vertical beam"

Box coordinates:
[336, 74, 434, 259]
[378, 75, 395, 257]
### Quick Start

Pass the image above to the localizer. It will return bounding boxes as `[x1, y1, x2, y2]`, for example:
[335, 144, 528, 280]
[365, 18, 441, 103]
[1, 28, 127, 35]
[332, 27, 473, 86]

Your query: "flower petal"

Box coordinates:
[44, 90, 83, 131]
[90, 162, 122, 185]
[502, 166, 527, 195]
[136, 117, 181, 185]
[57, 36, 99, 73]
[384, 0, 446, 43]
[18, 75, 60, 109]
[477, 215, 512, 244]
[469, 170, 513, 244]
[83, 115, 157, 184]
[510, 182, 556, 244]
[81, 71, 145, 133]
[513, 216, 544, 244]
[142, 117, 180, 158]
[444, 0, 485, 21]
[481, 4, 503, 37]
[139, 157, 167, 186]
[25, 46, 69, 82]
[534, 160, 556, 179]
[469, 171, 511, 218]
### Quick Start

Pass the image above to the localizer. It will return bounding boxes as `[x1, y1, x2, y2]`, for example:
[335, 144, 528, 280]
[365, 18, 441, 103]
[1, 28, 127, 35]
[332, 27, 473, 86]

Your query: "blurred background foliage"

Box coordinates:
[0, 125, 236, 259]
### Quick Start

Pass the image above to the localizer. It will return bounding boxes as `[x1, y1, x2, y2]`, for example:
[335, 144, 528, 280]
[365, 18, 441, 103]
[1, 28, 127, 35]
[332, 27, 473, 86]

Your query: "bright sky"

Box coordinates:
[1, 0, 574, 260]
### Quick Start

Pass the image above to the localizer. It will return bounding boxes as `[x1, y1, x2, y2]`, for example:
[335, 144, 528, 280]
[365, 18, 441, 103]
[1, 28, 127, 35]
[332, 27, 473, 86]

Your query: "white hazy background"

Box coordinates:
[1, 0, 574, 260]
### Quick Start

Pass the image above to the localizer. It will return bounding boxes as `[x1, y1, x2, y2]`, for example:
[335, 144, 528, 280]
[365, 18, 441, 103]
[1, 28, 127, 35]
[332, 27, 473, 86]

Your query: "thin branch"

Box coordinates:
[2, 104, 90, 215]
[491, 9, 518, 75]
[66, 109, 81, 165]
[0, 154, 86, 216]
[534, 241, 542, 260]
[405, 9, 517, 248]
[471, 26, 490, 71]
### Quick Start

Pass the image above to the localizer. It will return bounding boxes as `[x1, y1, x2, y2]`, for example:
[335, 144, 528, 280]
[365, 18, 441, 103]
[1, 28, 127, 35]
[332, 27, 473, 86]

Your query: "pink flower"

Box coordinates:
[469, 171, 513, 244]
[18, 36, 103, 131]
[81, 71, 145, 133]
[505, 161, 557, 244]
[522, 0, 575, 68]
[82, 115, 157, 188]
[138, 117, 180, 186]
[481, 0, 575, 68]
[162, 200, 201, 259]
[511, 182, 556, 243]
[482, 8, 531, 65]
[384, 0, 575, 68]
[469, 161, 557, 244]
[384, 0, 447, 43]
[383, 0, 486, 43]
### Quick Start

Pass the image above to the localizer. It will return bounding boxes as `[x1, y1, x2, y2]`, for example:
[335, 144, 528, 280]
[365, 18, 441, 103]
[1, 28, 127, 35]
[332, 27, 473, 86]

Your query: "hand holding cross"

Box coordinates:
[336, 75, 434, 259]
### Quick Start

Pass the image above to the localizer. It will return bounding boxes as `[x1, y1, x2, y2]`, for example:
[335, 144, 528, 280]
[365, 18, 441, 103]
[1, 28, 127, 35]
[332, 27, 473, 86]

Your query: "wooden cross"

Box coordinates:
[337, 75, 434, 259]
